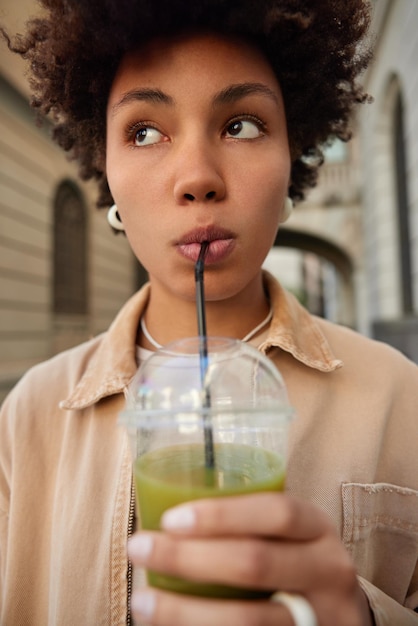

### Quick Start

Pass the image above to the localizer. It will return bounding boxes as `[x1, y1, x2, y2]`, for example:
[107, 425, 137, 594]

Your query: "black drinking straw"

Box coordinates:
[195, 241, 215, 470]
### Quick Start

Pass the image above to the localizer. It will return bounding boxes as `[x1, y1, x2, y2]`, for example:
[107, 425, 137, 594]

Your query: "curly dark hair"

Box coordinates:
[3, 0, 372, 208]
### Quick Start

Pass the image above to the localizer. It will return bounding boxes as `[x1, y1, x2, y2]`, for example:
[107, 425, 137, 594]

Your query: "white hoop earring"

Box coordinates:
[280, 196, 293, 223]
[107, 204, 125, 231]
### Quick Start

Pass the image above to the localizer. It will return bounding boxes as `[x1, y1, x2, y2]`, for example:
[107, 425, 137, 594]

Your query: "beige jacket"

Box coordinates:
[1, 273, 418, 625]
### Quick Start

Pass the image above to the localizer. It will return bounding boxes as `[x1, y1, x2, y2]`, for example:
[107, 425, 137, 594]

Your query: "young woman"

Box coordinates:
[1, 2, 418, 625]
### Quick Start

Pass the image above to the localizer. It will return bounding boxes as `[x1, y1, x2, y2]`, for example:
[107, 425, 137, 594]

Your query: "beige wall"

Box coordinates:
[358, 0, 418, 335]
[0, 0, 141, 402]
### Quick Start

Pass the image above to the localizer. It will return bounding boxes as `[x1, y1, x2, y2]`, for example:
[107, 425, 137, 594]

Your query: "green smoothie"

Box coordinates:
[134, 442, 285, 598]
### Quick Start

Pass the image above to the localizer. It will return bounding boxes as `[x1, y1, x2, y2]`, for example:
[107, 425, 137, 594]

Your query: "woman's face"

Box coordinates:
[106, 33, 291, 303]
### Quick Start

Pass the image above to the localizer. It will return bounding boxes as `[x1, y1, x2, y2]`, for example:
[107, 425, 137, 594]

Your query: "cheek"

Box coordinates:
[106, 138, 147, 210]
[105, 152, 127, 209]
[264, 161, 290, 225]
[237, 146, 289, 190]
[238, 164, 288, 224]
[105, 166, 146, 233]
[124, 223, 160, 274]
[106, 153, 168, 219]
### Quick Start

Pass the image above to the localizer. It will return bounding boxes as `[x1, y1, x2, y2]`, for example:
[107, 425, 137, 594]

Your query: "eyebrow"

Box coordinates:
[112, 88, 174, 114]
[111, 81, 279, 116]
[213, 82, 279, 106]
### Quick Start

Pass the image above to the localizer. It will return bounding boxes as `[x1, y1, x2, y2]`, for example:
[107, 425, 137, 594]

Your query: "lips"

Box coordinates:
[176, 226, 236, 264]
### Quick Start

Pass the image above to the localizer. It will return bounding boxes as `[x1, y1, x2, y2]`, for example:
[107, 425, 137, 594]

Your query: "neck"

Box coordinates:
[140, 273, 270, 349]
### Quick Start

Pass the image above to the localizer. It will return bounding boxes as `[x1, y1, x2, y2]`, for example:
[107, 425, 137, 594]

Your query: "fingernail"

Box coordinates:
[161, 504, 196, 531]
[128, 533, 154, 562]
[131, 589, 156, 620]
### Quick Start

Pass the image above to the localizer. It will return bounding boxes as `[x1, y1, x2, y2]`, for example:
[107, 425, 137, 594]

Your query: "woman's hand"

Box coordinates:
[128, 492, 374, 626]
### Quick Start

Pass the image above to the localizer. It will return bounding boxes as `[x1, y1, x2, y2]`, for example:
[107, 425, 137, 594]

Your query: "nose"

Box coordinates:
[173, 143, 226, 204]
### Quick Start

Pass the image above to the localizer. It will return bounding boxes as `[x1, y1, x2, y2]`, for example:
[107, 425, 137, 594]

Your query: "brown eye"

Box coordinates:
[228, 121, 244, 136]
[225, 118, 262, 139]
[133, 126, 164, 146]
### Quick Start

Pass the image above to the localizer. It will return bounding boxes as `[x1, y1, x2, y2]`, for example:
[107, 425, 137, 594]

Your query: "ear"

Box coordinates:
[280, 196, 293, 223]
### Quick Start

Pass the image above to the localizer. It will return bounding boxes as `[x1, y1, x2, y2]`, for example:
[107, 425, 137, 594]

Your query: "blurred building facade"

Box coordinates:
[0, 0, 417, 402]
[357, 0, 418, 361]
[267, 0, 418, 361]
[0, 0, 144, 402]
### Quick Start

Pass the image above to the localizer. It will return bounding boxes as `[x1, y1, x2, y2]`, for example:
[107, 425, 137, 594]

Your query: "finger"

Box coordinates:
[128, 530, 352, 592]
[130, 586, 295, 626]
[161, 492, 334, 541]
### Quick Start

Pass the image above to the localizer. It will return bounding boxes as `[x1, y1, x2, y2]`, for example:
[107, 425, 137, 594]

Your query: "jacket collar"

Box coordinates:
[61, 271, 342, 410]
[261, 272, 343, 372]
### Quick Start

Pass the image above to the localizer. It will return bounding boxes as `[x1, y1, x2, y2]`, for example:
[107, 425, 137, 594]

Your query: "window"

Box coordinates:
[393, 91, 413, 314]
[53, 181, 88, 315]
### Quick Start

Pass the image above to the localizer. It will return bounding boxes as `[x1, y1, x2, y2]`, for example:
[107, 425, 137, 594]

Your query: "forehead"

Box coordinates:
[108, 32, 282, 104]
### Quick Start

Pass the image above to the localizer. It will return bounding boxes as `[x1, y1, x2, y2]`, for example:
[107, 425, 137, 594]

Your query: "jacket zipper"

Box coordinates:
[127, 480, 136, 626]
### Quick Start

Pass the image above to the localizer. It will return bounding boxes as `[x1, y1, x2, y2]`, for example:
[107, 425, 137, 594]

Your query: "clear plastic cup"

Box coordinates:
[120, 337, 293, 598]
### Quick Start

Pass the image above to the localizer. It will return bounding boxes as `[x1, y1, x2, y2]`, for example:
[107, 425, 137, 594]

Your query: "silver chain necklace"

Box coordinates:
[140, 307, 273, 350]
